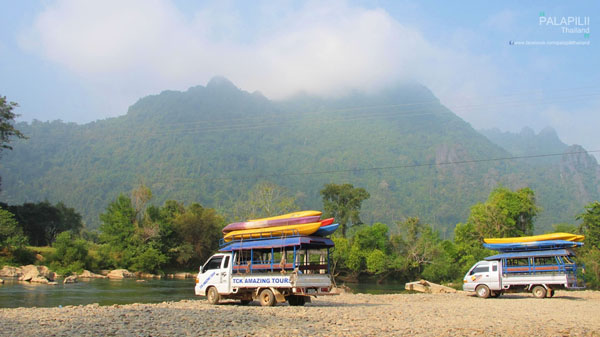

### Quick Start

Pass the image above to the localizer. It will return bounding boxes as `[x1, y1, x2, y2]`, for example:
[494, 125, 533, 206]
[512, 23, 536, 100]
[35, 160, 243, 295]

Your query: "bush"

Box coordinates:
[50, 231, 91, 275]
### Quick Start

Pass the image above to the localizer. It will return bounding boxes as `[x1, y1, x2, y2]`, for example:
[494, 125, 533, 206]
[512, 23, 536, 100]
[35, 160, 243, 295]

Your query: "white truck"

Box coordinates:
[463, 248, 584, 298]
[195, 235, 336, 306]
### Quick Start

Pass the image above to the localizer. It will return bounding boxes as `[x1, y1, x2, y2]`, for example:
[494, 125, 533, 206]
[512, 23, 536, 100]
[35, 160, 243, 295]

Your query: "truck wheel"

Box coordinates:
[475, 285, 490, 298]
[259, 289, 276, 307]
[532, 285, 547, 299]
[207, 287, 220, 305]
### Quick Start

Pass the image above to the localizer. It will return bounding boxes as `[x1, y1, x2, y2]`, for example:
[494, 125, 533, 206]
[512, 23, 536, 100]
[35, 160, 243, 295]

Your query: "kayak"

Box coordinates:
[483, 232, 585, 244]
[319, 218, 334, 227]
[483, 240, 584, 252]
[314, 223, 340, 237]
[223, 222, 322, 242]
[247, 210, 322, 222]
[222, 215, 321, 234]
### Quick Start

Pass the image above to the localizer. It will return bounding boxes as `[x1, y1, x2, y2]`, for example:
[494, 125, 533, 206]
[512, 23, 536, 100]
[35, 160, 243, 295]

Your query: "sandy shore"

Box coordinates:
[1, 290, 599, 336]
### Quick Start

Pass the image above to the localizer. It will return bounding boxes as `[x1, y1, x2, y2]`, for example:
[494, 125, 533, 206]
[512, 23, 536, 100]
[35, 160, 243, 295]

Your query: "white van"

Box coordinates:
[463, 249, 583, 298]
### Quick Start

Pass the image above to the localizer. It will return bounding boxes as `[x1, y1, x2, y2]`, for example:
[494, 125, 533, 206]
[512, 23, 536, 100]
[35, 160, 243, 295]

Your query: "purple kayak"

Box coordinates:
[222, 215, 321, 234]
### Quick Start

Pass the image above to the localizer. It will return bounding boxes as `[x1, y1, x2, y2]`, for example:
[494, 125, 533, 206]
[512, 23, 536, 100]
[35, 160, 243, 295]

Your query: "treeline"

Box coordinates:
[2, 182, 599, 289]
[329, 185, 600, 289]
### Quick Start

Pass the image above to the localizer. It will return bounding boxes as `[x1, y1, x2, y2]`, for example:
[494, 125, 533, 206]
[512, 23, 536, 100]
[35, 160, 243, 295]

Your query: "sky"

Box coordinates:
[1, 0, 598, 154]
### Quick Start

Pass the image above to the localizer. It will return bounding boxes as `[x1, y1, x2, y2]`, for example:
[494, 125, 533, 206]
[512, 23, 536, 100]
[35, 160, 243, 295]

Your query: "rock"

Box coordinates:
[38, 266, 56, 281]
[31, 276, 50, 284]
[64, 275, 78, 284]
[405, 280, 457, 294]
[18, 265, 41, 282]
[79, 270, 107, 279]
[137, 272, 161, 279]
[173, 272, 193, 279]
[107, 269, 135, 279]
[0, 278, 4, 284]
[0, 266, 20, 278]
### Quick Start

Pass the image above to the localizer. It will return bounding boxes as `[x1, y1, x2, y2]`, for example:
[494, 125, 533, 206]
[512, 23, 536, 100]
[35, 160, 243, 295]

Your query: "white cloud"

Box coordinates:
[20, 0, 500, 122]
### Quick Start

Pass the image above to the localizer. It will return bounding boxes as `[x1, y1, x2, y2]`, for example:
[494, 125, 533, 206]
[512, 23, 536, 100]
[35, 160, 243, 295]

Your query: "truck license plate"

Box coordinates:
[307, 288, 316, 294]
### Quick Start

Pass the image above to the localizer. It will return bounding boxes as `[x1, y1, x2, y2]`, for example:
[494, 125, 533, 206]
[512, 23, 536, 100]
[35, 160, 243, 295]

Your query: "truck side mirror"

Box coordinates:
[199, 266, 204, 273]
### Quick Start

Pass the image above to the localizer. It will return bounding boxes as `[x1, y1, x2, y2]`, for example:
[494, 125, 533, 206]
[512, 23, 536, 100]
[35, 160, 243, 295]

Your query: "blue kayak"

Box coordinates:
[314, 223, 340, 237]
[484, 240, 583, 252]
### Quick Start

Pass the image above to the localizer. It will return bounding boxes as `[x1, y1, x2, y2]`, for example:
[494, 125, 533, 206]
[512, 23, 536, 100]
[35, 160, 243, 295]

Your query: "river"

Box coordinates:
[0, 278, 405, 308]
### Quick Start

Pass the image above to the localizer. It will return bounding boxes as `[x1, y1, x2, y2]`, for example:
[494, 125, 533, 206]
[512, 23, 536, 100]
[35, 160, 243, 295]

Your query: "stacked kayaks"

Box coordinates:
[222, 210, 340, 242]
[483, 232, 585, 252]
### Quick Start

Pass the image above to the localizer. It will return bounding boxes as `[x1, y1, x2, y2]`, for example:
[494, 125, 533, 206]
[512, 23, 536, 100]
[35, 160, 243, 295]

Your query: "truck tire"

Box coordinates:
[288, 295, 306, 306]
[207, 287, 220, 305]
[259, 289, 276, 307]
[475, 285, 490, 298]
[532, 285, 547, 299]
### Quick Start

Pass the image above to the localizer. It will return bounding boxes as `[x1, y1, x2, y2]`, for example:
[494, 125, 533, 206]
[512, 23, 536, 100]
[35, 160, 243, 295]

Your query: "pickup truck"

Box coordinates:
[463, 248, 584, 298]
[195, 235, 336, 306]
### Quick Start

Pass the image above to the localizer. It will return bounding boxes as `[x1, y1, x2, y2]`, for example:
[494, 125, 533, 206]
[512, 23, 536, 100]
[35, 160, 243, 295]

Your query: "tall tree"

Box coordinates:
[234, 181, 298, 220]
[321, 183, 370, 237]
[468, 186, 539, 238]
[0, 96, 27, 190]
[577, 201, 600, 248]
[0, 208, 27, 258]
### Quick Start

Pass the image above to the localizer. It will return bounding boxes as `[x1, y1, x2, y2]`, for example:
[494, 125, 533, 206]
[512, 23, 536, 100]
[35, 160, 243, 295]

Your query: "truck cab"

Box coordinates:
[195, 235, 336, 306]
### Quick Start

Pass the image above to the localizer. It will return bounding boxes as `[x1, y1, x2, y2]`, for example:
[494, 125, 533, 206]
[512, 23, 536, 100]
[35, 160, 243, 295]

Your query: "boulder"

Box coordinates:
[405, 280, 457, 294]
[173, 272, 193, 279]
[0, 278, 4, 284]
[30, 276, 50, 284]
[79, 270, 107, 279]
[37, 266, 56, 281]
[107, 269, 135, 279]
[64, 275, 78, 284]
[138, 272, 161, 279]
[0, 266, 20, 278]
[18, 265, 41, 282]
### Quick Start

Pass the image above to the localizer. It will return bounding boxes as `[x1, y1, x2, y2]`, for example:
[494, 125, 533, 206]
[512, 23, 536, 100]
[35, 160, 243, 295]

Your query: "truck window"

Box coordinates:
[470, 265, 489, 275]
[223, 256, 230, 269]
[507, 258, 529, 266]
[492, 265, 497, 272]
[204, 256, 224, 271]
[533, 256, 556, 266]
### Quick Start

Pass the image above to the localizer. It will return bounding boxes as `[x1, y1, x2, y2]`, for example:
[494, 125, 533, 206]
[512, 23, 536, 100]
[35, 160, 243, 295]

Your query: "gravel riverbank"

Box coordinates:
[1, 290, 599, 336]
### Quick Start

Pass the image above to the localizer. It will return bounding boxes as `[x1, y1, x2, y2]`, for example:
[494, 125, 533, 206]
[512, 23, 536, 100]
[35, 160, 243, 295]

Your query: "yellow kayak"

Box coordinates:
[224, 222, 322, 242]
[248, 210, 322, 222]
[484, 232, 585, 244]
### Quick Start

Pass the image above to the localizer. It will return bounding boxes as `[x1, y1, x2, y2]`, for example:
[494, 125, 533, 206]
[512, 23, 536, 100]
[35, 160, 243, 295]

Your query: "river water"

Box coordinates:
[0, 278, 405, 308]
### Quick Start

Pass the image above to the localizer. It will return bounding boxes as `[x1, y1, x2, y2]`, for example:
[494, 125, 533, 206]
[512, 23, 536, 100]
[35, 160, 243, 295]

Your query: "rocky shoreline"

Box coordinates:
[0, 265, 195, 285]
[1, 290, 599, 336]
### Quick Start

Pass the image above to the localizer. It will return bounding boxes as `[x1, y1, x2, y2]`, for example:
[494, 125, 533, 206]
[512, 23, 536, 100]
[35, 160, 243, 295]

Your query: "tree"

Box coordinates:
[321, 183, 370, 237]
[0, 208, 27, 258]
[468, 186, 539, 238]
[0, 96, 27, 190]
[50, 231, 91, 275]
[235, 181, 298, 220]
[577, 201, 600, 248]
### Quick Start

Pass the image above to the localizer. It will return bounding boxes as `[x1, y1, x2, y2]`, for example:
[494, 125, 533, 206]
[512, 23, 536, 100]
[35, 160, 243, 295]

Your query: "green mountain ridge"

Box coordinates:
[1, 78, 599, 234]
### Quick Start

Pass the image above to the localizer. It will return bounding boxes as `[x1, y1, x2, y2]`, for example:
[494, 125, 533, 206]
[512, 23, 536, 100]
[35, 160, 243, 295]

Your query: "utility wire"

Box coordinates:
[160, 149, 600, 182]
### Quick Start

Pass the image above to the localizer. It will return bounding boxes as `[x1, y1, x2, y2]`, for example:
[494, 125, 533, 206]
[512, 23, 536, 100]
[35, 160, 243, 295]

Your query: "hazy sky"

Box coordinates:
[1, 0, 598, 154]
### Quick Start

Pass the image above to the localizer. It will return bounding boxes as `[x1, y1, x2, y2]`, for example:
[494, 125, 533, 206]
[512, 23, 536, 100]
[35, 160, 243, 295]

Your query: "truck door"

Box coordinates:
[196, 255, 223, 294]
[480, 261, 501, 290]
[216, 255, 231, 294]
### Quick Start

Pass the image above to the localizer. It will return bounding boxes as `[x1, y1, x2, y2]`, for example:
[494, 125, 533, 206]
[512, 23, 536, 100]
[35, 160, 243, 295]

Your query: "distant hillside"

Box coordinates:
[1, 77, 599, 234]
[479, 127, 568, 162]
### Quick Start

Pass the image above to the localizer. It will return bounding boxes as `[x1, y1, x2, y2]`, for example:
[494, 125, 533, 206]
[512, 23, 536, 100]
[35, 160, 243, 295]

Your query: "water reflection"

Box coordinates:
[0, 278, 197, 308]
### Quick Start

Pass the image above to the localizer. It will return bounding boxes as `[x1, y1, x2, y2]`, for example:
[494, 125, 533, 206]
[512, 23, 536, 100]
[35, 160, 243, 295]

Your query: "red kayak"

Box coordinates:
[222, 215, 322, 234]
[320, 218, 334, 227]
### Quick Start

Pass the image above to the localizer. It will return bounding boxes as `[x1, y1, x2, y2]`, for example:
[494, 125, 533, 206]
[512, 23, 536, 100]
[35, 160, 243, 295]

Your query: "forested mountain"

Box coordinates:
[1, 77, 599, 234]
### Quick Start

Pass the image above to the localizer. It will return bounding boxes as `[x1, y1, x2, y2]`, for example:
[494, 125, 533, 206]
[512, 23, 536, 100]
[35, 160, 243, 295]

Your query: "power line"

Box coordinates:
[161, 149, 600, 182]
